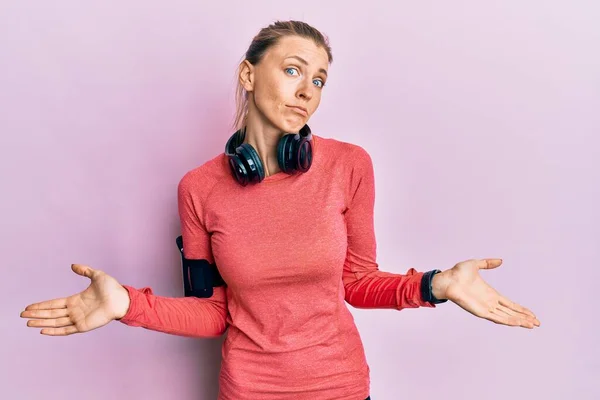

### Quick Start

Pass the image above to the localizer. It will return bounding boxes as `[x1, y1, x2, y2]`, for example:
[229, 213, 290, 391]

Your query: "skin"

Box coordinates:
[19, 35, 540, 336]
[238, 35, 329, 177]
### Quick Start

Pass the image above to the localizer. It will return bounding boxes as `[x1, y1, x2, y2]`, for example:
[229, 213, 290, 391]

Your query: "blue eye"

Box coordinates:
[285, 67, 298, 76]
[285, 67, 325, 88]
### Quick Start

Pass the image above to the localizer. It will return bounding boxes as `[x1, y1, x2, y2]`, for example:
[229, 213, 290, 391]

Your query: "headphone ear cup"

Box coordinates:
[277, 133, 313, 174]
[238, 143, 265, 183]
[277, 134, 296, 173]
[296, 138, 313, 172]
[228, 157, 250, 186]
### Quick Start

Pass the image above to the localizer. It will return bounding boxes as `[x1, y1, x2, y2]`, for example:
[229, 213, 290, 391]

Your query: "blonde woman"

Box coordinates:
[21, 20, 540, 400]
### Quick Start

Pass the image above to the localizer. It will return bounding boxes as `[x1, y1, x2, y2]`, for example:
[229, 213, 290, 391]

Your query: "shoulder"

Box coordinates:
[177, 153, 229, 201]
[316, 134, 373, 172]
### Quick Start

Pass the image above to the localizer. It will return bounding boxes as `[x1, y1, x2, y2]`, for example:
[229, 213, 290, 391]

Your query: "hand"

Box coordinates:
[20, 264, 131, 336]
[432, 258, 541, 329]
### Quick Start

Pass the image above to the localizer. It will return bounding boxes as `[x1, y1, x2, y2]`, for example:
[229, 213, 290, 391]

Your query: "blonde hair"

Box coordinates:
[231, 20, 333, 132]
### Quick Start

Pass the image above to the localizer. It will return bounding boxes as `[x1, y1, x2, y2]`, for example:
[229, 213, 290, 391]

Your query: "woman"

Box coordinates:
[20, 20, 540, 400]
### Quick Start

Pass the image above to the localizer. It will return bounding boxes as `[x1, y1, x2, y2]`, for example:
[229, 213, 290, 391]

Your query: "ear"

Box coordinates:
[238, 60, 255, 92]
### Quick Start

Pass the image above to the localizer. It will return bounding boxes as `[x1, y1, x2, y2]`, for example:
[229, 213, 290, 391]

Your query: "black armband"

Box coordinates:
[176, 235, 226, 298]
[421, 269, 448, 305]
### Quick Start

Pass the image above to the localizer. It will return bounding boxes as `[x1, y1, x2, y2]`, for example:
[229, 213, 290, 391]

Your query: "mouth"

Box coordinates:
[287, 105, 308, 117]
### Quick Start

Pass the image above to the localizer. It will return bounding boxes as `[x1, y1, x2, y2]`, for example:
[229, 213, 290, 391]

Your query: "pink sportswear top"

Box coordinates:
[119, 134, 439, 399]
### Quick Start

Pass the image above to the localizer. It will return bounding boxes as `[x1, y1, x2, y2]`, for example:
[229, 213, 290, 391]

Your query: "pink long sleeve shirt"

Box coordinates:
[118, 134, 440, 399]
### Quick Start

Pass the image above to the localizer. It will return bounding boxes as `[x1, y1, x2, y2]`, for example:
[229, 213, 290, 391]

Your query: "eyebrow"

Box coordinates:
[285, 55, 328, 77]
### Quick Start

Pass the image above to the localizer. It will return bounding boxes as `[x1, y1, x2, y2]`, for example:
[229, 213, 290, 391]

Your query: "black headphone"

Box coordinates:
[225, 124, 313, 186]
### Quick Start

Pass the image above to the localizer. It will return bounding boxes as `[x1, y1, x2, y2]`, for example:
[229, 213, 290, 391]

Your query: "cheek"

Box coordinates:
[312, 96, 321, 112]
[256, 81, 287, 116]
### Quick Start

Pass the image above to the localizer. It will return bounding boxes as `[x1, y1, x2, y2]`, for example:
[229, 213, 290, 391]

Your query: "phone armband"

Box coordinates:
[176, 235, 226, 298]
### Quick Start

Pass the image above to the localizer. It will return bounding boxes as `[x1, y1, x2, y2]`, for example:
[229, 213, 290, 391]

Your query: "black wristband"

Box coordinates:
[421, 269, 448, 305]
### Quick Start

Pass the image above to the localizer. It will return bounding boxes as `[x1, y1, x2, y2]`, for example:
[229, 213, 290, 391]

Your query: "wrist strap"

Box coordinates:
[421, 269, 448, 305]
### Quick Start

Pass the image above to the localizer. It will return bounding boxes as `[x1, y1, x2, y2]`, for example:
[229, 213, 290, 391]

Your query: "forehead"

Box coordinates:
[265, 36, 329, 70]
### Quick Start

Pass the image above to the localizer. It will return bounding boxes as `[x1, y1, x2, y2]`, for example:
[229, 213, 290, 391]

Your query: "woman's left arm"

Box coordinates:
[342, 145, 540, 329]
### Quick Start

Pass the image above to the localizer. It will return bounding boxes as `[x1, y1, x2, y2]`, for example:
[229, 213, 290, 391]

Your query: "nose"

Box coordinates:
[296, 78, 314, 101]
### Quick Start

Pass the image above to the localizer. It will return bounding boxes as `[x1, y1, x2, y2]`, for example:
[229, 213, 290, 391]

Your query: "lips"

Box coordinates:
[287, 105, 308, 117]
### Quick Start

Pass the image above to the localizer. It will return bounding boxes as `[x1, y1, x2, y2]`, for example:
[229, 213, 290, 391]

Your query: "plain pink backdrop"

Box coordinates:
[1, 1, 598, 399]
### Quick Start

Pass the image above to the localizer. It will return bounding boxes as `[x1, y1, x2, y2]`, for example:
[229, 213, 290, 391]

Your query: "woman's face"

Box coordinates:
[241, 35, 330, 134]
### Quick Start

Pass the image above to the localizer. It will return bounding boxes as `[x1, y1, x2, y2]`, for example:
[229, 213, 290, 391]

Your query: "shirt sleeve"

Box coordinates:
[116, 172, 228, 338]
[341, 146, 441, 310]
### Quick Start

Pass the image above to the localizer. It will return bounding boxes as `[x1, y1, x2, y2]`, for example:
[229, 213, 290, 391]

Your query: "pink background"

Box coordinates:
[2, 1, 598, 399]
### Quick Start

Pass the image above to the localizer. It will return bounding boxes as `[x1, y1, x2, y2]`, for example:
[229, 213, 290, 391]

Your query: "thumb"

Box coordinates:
[478, 258, 503, 270]
[71, 263, 95, 279]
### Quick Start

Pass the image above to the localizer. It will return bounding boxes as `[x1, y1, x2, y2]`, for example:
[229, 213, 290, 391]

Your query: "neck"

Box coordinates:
[242, 106, 286, 177]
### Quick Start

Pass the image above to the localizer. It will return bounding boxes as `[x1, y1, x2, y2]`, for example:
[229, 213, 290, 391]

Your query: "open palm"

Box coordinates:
[442, 259, 540, 329]
[20, 264, 130, 336]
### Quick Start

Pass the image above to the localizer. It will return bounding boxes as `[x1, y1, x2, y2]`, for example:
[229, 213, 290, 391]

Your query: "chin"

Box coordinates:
[280, 118, 308, 134]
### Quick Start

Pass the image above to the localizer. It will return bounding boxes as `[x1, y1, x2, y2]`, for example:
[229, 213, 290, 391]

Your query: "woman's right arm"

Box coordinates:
[116, 171, 228, 338]
[116, 285, 227, 338]
[21, 170, 227, 337]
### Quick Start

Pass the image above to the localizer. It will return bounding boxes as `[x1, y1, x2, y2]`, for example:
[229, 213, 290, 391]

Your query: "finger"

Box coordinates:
[27, 317, 73, 328]
[71, 263, 95, 279]
[478, 259, 503, 270]
[496, 302, 539, 328]
[21, 308, 69, 319]
[489, 308, 534, 329]
[495, 304, 537, 327]
[499, 297, 541, 327]
[24, 298, 67, 311]
[487, 308, 520, 327]
[40, 325, 79, 336]
[498, 297, 537, 320]
[496, 304, 517, 317]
